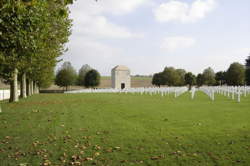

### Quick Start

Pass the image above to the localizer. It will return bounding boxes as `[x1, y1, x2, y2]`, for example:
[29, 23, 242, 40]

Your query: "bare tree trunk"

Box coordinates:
[30, 80, 34, 95]
[36, 85, 40, 94]
[27, 79, 31, 96]
[20, 73, 27, 98]
[33, 82, 36, 94]
[33, 82, 39, 94]
[9, 68, 19, 102]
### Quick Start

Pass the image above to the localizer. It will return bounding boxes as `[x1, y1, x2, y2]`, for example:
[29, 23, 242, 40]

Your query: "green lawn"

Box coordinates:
[0, 92, 250, 166]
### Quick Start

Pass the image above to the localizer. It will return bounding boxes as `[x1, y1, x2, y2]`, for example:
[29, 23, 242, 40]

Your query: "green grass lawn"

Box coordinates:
[0, 92, 250, 166]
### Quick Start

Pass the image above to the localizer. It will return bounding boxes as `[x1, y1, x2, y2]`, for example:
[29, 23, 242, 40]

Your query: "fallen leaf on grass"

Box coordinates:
[105, 148, 113, 153]
[94, 152, 100, 157]
[93, 145, 101, 150]
[120, 160, 128, 163]
[84, 157, 93, 161]
[42, 159, 51, 166]
[32, 109, 39, 113]
[19, 163, 28, 166]
[150, 156, 161, 160]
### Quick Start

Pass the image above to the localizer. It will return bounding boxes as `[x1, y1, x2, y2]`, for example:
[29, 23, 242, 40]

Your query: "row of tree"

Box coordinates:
[55, 62, 101, 90]
[0, 0, 72, 102]
[152, 57, 250, 88]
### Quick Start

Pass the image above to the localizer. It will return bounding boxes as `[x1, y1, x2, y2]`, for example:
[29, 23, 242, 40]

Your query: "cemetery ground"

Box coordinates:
[0, 92, 250, 166]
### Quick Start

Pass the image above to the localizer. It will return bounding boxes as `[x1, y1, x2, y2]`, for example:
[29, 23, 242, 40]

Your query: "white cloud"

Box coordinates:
[61, 38, 123, 73]
[72, 15, 142, 39]
[161, 36, 196, 52]
[71, 0, 150, 16]
[154, 0, 217, 23]
[98, 0, 150, 15]
[69, 0, 146, 39]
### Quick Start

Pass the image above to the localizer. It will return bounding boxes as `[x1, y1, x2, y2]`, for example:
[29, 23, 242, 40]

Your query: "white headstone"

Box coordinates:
[232, 89, 235, 100]
[237, 89, 241, 103]
[244, 86, 247, 97]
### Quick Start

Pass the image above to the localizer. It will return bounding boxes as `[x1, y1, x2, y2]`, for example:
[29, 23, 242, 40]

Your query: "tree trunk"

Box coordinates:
[9, 68, 19, 102]
[26, 79, 31, 96]
[20, 73, 27, 98]
[33, 82, 39, 94]
[33, 82, 36, 94]
[37, 85, 40, 94]
[30, 80, 34, 95]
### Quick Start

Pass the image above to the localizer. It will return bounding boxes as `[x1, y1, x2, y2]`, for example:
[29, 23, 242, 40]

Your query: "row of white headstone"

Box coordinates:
[0, 90, 21, 113]
[0, 90, 10, 113]
[0, 90, 11, 101]
[66, 87, 189, 98]
[199, 86, 250, 102]
[0, 90, 21, 101]
[66, 86, 250, 102]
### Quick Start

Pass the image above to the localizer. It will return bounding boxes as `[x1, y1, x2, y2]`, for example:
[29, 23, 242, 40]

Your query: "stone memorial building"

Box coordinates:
[111, 65, 131, 90]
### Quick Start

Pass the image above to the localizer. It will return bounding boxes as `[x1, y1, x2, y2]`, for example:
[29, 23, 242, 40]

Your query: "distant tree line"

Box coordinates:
[0, 0, 73, 102]
[133, 74, 152, 77]
[152, 57, 250, 88]
[55, 62, 101, 90]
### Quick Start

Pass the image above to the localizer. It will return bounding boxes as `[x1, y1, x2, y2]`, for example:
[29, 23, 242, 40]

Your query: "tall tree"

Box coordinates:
[215, 71, 226, 85]
[196, 73, 204, 87]
[176, 69, 186, 86]
[202, 67, 216, 86]
[226, 62, 245, 86]
[163, 67, 179, 86]
[184, 72, 196, 90]
[84, 69, 101, 88]
[245, 55, 250, 85]
[55, 62, 77, 91]
[77, 64, 92, 86]
[152, 72, 165, 87]
[0, 0, 72, 102]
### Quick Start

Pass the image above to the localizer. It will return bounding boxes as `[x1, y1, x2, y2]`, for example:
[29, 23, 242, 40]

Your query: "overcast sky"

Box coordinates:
[59, 0, 250, 76]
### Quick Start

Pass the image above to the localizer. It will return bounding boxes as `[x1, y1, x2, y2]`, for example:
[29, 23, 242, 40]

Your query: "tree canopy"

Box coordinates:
[0, 0, 72, 101]
[77, 64, 92, 86]
[84, 69, 101, 88]
[196, 73, 204, 87]
[162, 67, 186, 86]
[226, 62, 245, 86]
[152, 72, 165, 87]
[245, 56, 250, 85]
[55, 62, 77, 90]
[202, 67, 216, 86]
[185, 72, 196, 90]
[215, 71, 226, 85]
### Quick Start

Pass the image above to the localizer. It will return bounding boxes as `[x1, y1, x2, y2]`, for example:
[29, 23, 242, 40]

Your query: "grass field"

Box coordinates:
[0, 92, 250, 166]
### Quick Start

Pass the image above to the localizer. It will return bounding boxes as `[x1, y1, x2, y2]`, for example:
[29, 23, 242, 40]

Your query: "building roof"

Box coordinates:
[112, 65, 130, 71]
